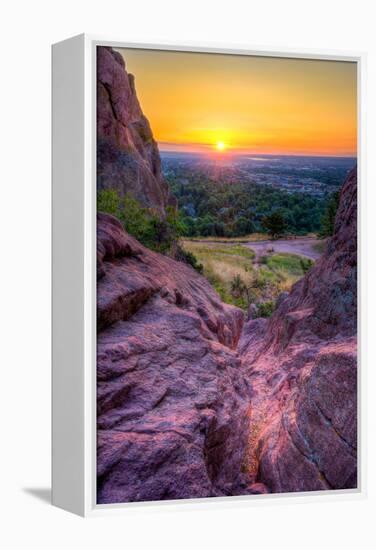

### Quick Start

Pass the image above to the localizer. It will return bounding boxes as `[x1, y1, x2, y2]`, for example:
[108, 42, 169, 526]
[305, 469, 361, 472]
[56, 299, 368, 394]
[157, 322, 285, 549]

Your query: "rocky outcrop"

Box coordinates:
[96, 168, 357, 502]
[239, 167, 357, 493]
[97, 213, 250, 503]
[96, 46, 357, 499]
[97, 47, 175, 215]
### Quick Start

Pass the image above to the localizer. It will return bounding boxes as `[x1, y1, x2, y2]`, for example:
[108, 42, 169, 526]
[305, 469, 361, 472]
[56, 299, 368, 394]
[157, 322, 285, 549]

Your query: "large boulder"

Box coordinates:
[96, 213, 249, 503]
[97, 47, 176, 215]
[239, 167, 357, 493]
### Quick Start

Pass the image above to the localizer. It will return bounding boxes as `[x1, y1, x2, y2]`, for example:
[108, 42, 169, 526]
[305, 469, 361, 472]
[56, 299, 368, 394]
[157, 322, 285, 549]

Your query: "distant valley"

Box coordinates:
[161, 151, 355, 197]
[162, 151, 355, 238]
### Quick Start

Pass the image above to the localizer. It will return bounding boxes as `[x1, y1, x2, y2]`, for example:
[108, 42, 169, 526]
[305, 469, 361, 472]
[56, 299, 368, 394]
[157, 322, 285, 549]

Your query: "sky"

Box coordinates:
[115, 48, 357, 157]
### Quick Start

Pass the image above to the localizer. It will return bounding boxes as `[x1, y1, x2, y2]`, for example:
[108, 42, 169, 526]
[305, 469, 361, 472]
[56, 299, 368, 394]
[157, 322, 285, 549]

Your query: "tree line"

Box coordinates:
[167, 175, 337, 238]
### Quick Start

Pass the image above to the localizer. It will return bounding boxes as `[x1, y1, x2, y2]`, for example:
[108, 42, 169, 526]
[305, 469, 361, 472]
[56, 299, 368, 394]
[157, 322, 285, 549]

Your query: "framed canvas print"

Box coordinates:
[52, 35, 364, 516]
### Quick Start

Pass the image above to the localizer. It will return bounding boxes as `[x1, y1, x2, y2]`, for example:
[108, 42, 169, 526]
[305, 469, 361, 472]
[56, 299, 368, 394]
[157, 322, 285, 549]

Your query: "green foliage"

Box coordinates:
[183, 240, 316, 312]
[210, 245, 255, 259]
[97, 189, 121, 217]
[267, 253, 312, 276]
[234, 216, 255, 236]
[320, 190, 340, 237]
[229, 274, 276, 316]
[261, 211, 288, 239]
[257, 301, 275, 318]
[175, 245, 203, 273]
[300, 257, 314, 273]
[122, 194, 157, 248]
[168, 174, 326, 238]
[230, 274, 247, 298]
[97, 189, 192, 257]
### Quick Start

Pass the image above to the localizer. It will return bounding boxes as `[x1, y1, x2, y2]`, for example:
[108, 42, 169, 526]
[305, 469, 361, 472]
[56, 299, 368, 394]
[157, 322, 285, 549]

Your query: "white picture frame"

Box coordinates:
[52, 34, 366, 517]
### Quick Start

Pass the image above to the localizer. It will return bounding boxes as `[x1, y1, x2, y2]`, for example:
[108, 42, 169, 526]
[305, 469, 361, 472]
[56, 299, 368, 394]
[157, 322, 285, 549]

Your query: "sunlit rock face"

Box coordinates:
[96, 46, 357, 500]
[96, 168, 357, 503]
[96, 213, 250, 503]
[239, 167, 357, 493]
[97, 47, 176, 215]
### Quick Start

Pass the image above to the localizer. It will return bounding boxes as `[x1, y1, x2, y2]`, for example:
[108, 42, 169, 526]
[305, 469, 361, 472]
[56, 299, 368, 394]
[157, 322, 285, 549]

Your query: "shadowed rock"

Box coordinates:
[96, 45, 357, 499]
[97, 213, 250, 503]
[97, 47, 176, 215]
[239, 166, 357, 493]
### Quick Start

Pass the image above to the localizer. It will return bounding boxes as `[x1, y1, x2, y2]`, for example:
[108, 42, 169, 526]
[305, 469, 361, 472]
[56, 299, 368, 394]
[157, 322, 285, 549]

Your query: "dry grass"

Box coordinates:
[184, 233, 268, 243]
[207, 258, 254, 286]
[181, 241, 314, 312]
[182, 241, 255, 308]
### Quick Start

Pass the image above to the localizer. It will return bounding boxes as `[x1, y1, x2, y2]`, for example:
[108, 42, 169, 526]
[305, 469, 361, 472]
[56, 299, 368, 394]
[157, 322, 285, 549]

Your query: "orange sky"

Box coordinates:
[115, 48, 357, 157]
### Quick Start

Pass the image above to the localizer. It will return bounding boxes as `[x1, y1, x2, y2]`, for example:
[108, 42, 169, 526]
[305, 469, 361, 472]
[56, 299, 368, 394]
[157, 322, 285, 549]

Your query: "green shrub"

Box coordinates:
[300, 257, 314, 273]
[175, 245, 203, 273]
[257, 301, 275, 318]
[97, 189, 121, 217]
[122, 193, 157, 248]
[97, 189, 185, 254]
[320, 190, 340, 237]
[230, 274, 247, 298]
[261, 211, 288, 239]
[267, 253, 309, 276]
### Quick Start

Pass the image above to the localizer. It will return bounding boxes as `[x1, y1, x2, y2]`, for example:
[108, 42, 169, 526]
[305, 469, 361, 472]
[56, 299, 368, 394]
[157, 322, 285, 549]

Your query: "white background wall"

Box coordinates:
[1, 0, 375, 548]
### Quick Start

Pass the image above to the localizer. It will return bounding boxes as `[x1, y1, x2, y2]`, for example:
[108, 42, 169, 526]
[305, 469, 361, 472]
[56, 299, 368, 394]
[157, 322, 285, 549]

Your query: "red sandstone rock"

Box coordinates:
[97, 47, 175, 215]
[97, 213, 249, 503]
[96, 50, 357, 499]
[239, 167, 357, 493]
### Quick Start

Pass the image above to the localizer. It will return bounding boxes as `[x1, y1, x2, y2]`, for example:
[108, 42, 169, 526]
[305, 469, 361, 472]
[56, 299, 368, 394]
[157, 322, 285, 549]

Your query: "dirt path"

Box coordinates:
[188, 237, 324, 262]
[243, 238, 323, 262]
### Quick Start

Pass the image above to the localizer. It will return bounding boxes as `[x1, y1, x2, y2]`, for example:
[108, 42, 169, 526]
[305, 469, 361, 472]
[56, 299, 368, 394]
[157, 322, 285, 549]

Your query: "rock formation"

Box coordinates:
[96, 45, 358, 502]
[239, 166, 357, 493]
[97, 47, 175, 216]
[97, 167, 357, 503]
[97, 213, 251, 503]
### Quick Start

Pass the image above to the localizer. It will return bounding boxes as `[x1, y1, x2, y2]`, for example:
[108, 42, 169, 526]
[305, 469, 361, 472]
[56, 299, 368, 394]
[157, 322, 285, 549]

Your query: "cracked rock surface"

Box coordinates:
[97, 167, 357, 503]
[97, 46, 176, 215]
[95, 45, 357, 502]
[239, 167, 357, 493]
[97, 213, 249, 503]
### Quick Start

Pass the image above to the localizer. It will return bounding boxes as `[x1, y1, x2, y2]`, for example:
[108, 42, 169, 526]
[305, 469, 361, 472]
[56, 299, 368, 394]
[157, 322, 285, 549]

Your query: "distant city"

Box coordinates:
[161, 151, 356, 198]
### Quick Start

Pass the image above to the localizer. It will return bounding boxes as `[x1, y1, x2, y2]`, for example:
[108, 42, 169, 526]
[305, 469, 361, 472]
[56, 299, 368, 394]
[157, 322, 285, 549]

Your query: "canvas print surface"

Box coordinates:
[96, 46, 357, 504]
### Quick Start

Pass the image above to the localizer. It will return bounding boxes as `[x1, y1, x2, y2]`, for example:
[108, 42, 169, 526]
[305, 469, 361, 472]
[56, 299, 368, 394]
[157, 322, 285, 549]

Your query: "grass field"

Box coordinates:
[184, 232, 319, 244]
[182, 240, 314, 315]
[184, 233, 269, 243]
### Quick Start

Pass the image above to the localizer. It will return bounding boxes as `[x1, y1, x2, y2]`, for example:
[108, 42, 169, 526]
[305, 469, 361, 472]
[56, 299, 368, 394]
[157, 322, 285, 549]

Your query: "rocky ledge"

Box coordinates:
[239, 167, 357, 492]
[97, 166, 357, 503]
[96, 45, 357, 504]
[97, 213, 250, 503]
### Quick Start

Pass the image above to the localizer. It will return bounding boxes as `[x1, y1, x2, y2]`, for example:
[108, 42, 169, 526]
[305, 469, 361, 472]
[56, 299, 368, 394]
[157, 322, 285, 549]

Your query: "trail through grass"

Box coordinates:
[182, 240, 315, 315]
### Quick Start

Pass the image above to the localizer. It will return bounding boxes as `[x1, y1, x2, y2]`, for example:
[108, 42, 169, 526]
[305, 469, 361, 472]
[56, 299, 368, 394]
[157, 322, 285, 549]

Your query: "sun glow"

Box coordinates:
[117, 48, 358, 157]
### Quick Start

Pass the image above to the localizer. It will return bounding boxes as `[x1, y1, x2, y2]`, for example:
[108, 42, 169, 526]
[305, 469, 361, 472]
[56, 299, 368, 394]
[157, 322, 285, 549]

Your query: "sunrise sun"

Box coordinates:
[215, 141, 226, 151]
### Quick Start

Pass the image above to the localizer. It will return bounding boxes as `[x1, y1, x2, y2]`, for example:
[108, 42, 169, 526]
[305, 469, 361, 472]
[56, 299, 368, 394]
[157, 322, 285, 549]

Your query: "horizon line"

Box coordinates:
[158, 145, 357, 159]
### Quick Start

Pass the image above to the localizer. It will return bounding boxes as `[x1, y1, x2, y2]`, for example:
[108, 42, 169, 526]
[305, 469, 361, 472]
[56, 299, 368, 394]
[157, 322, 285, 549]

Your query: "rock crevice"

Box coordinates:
[96, 46, 357, 502]
[97, 167, 357, 502]
[97, 212, 249, 503]
[239, 167, 357, 493]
